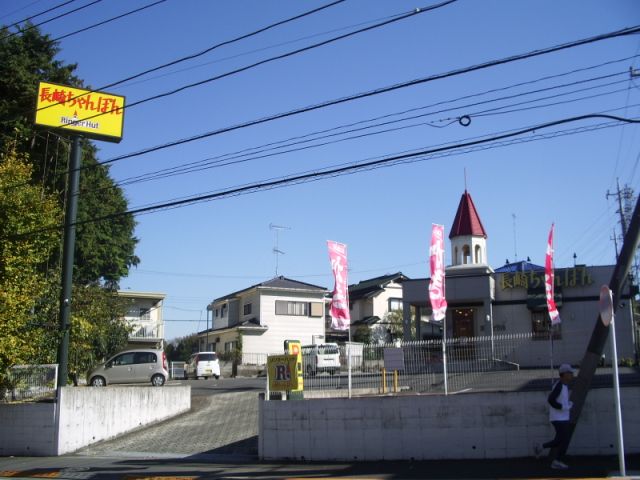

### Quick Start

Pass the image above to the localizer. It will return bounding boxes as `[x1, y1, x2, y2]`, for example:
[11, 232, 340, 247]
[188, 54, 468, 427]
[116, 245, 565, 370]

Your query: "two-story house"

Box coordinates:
[118, 290, 165, 349]
[198, 276, 328, 364]
[347, 272, 408, 344]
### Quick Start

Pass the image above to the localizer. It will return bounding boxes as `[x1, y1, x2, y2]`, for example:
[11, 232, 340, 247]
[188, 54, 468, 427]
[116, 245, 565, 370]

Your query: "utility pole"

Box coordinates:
[56, 135, 82, 389]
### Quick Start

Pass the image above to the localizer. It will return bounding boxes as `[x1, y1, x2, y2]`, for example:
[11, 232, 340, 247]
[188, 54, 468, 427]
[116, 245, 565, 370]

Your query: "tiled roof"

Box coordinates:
[212, 276, 326, 303]
[348, 272, 407, 301]
[449, 190, 487, 239]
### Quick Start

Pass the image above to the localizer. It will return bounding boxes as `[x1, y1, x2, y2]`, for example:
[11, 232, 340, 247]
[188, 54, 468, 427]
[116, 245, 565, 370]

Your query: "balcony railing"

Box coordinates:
[129, 324, 162, 340]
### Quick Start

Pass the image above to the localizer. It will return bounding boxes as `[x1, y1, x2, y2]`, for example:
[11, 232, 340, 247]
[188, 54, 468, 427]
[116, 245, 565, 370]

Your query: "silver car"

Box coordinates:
[88, 349, 168, 387]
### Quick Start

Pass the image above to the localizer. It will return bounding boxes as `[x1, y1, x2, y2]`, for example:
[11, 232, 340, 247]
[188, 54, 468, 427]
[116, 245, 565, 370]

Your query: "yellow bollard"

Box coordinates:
[393, 370, 398, 393]
[381, 368, 387, 394]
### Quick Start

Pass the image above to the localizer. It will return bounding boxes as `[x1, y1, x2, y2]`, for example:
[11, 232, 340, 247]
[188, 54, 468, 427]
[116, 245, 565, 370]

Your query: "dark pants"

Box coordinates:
[543, 421, 571, 461]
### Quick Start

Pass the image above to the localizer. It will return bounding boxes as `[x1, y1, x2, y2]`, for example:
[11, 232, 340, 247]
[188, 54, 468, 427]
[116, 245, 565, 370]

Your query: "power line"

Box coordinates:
[95, 25, 640, 168]
[0, 0, 351, 126]
[44, 0, 459, 126]
[88, 72, 632, 193]
[49, 0, 168, 43]
[2, 0, 105, 39]
[2, 0, 77, 27]
[76, 72, 625, 194]
[13, 113, 640, 238]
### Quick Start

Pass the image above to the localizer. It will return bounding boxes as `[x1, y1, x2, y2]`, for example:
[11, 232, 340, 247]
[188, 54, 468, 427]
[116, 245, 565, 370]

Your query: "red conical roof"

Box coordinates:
[449, 190, 487, 239]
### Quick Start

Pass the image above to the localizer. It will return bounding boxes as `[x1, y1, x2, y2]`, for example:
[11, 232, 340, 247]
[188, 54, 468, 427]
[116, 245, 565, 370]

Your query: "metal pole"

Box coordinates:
[443, 316, 448, 395]
[563, 193, 640, 456]
[610, 314, 626, 476]
[56, 135, 81, 389]
[348, 327, 352, 399]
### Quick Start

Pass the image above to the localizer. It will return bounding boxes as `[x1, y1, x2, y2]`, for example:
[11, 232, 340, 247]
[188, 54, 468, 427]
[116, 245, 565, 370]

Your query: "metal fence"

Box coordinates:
[1, 364, 58, 402]
[169, 361, 186, 379]
[295, 333, 558, 397]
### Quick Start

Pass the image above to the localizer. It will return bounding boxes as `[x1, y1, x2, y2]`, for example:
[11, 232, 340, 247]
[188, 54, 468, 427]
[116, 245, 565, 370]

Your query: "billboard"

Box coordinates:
[35, 81, 125, 143]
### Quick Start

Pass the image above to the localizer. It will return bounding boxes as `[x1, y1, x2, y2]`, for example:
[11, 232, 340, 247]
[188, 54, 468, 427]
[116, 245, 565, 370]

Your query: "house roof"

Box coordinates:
[494, 260, 545, 273]
[197, 317, 267, 336]
[351, 315, 382, 326]
[449, 190, 487, 239]
[212, 276, 327, 304]
[348, 272, 407, 301]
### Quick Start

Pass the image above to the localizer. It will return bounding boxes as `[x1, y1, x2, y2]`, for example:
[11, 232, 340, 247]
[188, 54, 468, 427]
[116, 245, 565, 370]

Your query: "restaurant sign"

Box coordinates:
[501, 266, 593, 290]
[35, 81, 125, 143]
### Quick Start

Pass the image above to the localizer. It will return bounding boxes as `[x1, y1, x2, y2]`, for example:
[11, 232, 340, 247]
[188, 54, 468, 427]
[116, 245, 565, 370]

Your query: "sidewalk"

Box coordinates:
[1, 454, 639, 479]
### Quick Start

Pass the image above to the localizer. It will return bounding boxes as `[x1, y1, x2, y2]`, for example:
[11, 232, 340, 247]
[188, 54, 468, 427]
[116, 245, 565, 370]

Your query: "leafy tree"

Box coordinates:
[166, 334, 200, 362]
[0, 147, 61, 385]
[386, 309, 413, 341]
[0, 23, 139, 286]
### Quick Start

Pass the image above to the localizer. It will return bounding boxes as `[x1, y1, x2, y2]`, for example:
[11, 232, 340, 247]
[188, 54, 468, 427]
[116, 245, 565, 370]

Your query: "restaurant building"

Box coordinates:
[401, 190, 639, 366]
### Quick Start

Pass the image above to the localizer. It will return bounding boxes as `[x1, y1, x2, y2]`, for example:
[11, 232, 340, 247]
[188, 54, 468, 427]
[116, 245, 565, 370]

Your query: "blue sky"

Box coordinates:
[3, 0, 640, 340]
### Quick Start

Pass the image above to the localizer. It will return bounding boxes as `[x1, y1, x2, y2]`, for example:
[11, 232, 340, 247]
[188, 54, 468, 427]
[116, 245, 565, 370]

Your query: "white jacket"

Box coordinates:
[548, 381, 572, 422]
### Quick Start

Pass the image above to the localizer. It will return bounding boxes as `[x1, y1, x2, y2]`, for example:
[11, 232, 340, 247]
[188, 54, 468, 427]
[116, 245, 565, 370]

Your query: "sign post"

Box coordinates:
[599, 285, 625, 477]
[34, 82, 124, 388]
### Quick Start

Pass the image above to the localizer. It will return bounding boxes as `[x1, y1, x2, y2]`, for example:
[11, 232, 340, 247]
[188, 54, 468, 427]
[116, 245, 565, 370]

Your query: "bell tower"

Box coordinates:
[449, 190, 487, 266]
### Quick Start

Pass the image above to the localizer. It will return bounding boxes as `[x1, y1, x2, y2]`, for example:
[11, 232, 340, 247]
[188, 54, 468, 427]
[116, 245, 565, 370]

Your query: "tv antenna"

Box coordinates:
[269, 223, 291, 276]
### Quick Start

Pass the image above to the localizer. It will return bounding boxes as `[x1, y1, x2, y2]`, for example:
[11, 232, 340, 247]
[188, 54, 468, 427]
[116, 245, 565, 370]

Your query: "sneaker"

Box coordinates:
[533, 443, 542, 459]
[551, 459, 569, 470]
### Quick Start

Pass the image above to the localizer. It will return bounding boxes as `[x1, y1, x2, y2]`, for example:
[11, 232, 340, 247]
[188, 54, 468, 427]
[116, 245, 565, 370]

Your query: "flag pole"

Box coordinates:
[348, 325, 352, 399]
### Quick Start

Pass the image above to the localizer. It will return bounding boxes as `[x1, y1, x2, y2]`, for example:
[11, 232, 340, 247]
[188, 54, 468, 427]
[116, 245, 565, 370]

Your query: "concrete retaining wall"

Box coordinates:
[259, 387, 640, 461]
[0, 386, 190, 456]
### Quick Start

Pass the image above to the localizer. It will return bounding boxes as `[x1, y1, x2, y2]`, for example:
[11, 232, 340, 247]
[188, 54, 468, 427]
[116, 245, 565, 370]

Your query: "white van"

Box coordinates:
[185, 352, 221, 380]
[302, 343, 341, 376]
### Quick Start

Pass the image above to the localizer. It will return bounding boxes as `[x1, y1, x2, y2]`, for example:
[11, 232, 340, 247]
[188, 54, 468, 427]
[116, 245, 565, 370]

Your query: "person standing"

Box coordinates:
[535, 363, 574, 469]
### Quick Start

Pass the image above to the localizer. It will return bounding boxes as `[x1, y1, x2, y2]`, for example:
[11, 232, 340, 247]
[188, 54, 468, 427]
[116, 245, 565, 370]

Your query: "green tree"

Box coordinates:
[0, 23, 139, 286]
[0, 147, 61, 384]
[166, 334, 200, 362]
[386, 309, 413, 341]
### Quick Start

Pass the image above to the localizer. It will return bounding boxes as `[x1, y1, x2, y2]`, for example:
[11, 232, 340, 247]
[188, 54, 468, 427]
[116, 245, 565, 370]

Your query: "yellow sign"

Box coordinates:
[267, 354, 299, 391]
[285, 340, 304, 392]
[35, 81, 125, 143]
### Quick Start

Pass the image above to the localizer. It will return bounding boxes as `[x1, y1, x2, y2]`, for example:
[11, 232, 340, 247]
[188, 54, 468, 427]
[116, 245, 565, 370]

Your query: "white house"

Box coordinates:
[198, 276, 328, 363]
[117, 290, 165, 349]
[346, 272, 408, 344]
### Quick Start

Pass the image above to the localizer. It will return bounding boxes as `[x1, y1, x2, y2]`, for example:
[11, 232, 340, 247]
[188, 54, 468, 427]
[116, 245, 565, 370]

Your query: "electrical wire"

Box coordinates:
[94, 25, 640, 168]
[40, 0, 459, 126]
[2, 0, 77, 27]
[1, 0, 105, 39]
[12, 113, 640, 239]
[88, 74, 633, 193]
[49, 0, 168, 43]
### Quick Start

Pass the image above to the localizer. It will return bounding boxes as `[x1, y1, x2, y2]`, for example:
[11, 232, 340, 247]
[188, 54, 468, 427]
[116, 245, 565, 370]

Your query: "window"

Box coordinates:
[134, 352, 157, 364]
[221, 304, 227, 317]
[310, 302, 324, 317]
[224, 341, 237, 352]
[388, 298, 403, 311]
[215, 308, 219, 318]
[275, 300, 309, 316]
[243, 303, 252, 315]
[139, 308, 151, 321]
[532, 311, 561, 340]
[462, 245, 471, 264]
[474, 245, 482, 264]
[112, 352, 135, 366]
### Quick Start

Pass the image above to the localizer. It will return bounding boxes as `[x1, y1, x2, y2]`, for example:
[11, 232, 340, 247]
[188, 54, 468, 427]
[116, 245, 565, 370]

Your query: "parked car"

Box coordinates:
[88, 349, 168, 387]
[184, 352, 220, 380]
[302, 343, 341, 376]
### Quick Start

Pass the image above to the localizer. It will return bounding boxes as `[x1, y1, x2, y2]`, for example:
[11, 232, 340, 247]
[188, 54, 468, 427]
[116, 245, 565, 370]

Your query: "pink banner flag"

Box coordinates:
[429, 224, 447, 321]
[327, 240, 350, 330]
[545, 223, 561, 325]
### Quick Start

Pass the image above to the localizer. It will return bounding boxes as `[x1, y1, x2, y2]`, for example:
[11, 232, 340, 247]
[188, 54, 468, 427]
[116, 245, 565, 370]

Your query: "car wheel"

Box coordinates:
[203, 376, 208, 380]
[151, 374, 165, 386]
[90, 376, 106, 387]
[214, 375, 220, 380]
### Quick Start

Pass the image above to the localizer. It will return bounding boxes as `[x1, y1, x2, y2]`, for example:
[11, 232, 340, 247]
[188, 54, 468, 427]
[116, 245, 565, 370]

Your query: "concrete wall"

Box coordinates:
[0, 386, 190, 456]
[0, 402, 57, 456]
[259, 387, 640, 461]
